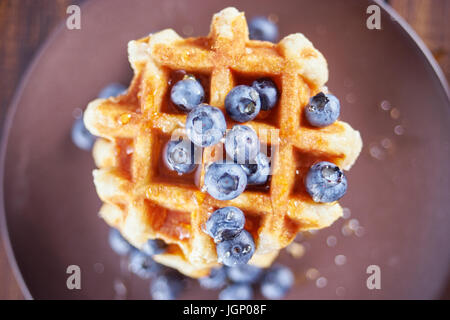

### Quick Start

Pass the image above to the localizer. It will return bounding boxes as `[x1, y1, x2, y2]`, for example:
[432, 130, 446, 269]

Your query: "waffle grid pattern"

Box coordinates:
[84, 7, 362, 277]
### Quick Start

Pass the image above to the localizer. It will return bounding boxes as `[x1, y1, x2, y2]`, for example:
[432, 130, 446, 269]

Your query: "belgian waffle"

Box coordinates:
[84, 7, 362, 278]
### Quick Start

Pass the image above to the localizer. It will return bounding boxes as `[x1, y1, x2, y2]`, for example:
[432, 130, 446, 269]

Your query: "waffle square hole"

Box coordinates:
[152, 133, 199, 188]
[231, 72, 281, 128]
[243, 211, 263, 242]
[160, 69, 211, 115]
[144, 200, 192, 242]
[115, 138, 134, 180]
[158, 208, 192, 242]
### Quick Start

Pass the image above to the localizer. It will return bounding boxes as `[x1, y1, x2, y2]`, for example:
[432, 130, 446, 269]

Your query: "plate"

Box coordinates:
[1, 0, 449, 299]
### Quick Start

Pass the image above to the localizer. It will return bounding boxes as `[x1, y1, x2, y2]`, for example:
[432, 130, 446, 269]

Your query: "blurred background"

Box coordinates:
[0, 0, 448, 299]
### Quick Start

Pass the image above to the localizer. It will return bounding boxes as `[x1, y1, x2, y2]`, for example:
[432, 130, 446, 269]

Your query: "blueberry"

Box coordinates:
[240, 152, 271, 185]
[186, 105, 226, 147]
[164, 138, 198, 174]
[248, 17, 278, 42]
[305, 92, 340, 127]
[72, 116, 95, 150]
[98, 83, 127, 99]
[199, 267, 227, 289]
[226, 264, 263, 284]
[305, 161, 347, 203]
[204, 163, 247, 200]
[150, 272, 185, 300]
[219, 284, 253, 300]
[129, 250, 162, 279]
[204, 207, 246, 243]
[216, 230, 255, 266]
[252, 78, 279, 111]
[225, 125, 260, 164]
[108, 228, 134, 256]
[141, 239, 167, 256]
[225, 85, 261, 122]
[170, 76, 205, 112]
[260, 264, 294, 299]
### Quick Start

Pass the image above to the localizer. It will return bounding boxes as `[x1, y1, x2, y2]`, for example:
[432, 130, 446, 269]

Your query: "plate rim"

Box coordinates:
[0, 0, 97, 300]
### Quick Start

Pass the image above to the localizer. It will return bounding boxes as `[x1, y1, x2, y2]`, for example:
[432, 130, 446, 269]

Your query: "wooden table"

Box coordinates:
[0, 0, 448, 300]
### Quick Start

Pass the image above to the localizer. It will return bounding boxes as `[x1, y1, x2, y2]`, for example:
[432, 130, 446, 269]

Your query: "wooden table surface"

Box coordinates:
[0, 0, 448, 300]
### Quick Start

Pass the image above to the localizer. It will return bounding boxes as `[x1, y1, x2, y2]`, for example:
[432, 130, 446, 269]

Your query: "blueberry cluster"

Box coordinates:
[304, 92, 348, 203]
[109, 228, 294, 300]
[109, 228, 165, 280]
[225, 78, 279, 122]
[204, 207, 255, 266]
[199, 263, 294, 300]
[108, 228, 185, 300]
[164, 76, 225, 176]
[167, 76, 278, 202]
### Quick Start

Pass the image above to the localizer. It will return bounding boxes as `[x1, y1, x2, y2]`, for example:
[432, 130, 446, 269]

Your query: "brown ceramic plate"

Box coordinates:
[1, 0, 449, 299]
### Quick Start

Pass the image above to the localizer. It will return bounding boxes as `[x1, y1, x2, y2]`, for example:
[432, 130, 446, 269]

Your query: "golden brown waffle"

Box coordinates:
[84, 7, 362, 278]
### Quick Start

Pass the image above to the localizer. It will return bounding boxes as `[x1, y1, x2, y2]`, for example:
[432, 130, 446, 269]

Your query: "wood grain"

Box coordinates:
[391, 0, 450, 81]
[0, 0, 83, 300]
[0, 0, 448, 300]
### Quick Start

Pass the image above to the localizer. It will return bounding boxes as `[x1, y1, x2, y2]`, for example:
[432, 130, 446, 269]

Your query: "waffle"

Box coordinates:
[84, 7, 362, 278]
